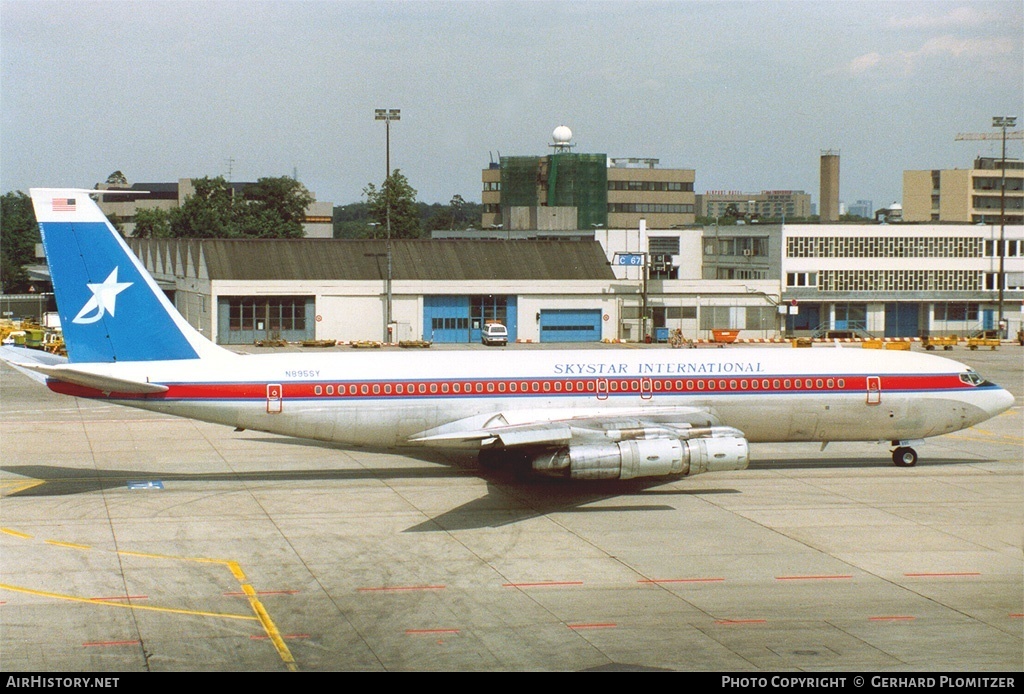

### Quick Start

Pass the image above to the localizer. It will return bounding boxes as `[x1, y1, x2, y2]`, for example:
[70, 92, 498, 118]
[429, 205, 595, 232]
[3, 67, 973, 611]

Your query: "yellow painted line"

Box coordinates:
[118, 549, 234, 566]
[45, 540, 91, 550]
[228, 561, 246, 581]
[0, 527, 33, 539]
[1, 526, 298, 670]
[242, 584, 298, 671]
[0, 480, 46, 495]
[0, 583, 257, 621]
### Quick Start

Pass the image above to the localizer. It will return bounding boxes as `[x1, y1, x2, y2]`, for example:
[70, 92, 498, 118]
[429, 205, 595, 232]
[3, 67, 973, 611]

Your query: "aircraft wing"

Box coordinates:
[0, 347, 168, 395]
[409, 405, 723, 448]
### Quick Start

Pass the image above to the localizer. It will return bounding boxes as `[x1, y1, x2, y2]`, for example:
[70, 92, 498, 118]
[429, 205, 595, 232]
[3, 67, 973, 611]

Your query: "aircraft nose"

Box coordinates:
[984, 387, 1015, 419]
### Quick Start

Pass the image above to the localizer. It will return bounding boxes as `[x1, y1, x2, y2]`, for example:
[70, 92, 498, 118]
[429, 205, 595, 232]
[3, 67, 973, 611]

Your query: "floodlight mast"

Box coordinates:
[993, 115, 1017, 336]
[374, 108, 400, 342]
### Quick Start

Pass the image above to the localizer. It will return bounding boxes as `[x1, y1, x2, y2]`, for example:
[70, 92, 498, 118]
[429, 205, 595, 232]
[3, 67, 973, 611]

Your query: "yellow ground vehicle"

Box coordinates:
[967, 330, 1001, 351]
[0, 320, 66, 356]
[922, 335, 958, 350]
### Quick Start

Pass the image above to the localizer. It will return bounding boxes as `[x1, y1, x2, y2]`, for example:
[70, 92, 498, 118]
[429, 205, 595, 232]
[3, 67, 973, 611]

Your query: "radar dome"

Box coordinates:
[552, 125, 573, 144]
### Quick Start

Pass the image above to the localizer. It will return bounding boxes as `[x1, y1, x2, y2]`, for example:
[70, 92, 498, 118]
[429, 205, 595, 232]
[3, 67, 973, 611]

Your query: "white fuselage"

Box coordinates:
[48, 347, 1013, 449]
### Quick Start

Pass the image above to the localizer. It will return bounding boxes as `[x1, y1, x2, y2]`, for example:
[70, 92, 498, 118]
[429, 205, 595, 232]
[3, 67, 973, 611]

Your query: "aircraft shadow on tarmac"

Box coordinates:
[0, 439, 993, 532]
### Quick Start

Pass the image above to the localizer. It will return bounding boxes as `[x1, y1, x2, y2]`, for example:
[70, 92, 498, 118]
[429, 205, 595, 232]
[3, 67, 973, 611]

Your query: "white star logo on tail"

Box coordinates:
[73, 268, 133, 325]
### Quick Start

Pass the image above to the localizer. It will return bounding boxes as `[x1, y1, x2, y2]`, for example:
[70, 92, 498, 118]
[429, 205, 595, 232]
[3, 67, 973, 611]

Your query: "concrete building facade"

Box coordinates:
[819, 151, 841, 222]
[903, 158, 1024, 224]
[782, 223, 1024, 337]
[481, 155, 696, 231]
[697, 191, 812, 220]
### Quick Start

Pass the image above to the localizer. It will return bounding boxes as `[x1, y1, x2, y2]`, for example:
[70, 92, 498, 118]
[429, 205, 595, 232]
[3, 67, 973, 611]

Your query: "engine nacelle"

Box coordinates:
[531, 437, 749, 480]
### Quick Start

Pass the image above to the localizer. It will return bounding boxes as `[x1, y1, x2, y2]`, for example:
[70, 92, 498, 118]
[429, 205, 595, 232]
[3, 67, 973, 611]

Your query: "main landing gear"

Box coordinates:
[891, 445, 918, 467]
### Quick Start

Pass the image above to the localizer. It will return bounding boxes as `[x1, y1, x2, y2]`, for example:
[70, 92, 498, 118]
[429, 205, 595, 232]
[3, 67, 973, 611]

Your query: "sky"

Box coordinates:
[2, 0, 1022, 211]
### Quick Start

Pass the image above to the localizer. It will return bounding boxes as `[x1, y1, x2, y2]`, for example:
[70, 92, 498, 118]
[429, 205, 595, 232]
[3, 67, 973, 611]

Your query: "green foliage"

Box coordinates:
[132, 207, 172, 238]
[0, 191, 39, 293]
[363, 169, 422, 239]
[238, 177, 313, 238]
[170, 176, 236, 238]
[334, 196, 483, 238]
[166, 176, 313, 238]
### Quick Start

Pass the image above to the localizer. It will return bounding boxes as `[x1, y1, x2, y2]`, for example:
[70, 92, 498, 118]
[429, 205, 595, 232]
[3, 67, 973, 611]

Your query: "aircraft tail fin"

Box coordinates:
[29, 188, 230, 363]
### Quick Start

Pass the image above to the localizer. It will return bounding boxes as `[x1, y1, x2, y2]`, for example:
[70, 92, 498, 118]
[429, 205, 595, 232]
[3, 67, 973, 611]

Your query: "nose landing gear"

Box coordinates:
[891, 446, 918, 467]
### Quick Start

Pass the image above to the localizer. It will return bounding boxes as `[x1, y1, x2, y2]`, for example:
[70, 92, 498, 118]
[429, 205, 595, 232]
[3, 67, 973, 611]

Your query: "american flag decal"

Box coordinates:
[52, 198, 76, 212]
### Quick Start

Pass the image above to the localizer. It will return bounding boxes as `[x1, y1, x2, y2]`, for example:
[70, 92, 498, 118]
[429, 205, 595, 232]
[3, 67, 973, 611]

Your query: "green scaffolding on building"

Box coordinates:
[549, 153, 607, 229]
[499, 153, 608, 229]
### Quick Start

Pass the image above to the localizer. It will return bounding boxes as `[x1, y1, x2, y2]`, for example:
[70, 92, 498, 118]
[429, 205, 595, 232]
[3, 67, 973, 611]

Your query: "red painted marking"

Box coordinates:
[502, 581, 584, 588]
[89, 595, 148, 602]
[715, 619, 767, 625]
[83, 640, 141, 647]
[567, 623, 617, 630]
[775, 575, 853, 581]
[904, 572, 982, 577]
[638, 577, 725, 584]
[49, 372, 977, 402]
[1010, 614, 1023, 618]
[869, 616, 916, 622]
[356, 585, 446, 592]
[405, 628, 460, 635]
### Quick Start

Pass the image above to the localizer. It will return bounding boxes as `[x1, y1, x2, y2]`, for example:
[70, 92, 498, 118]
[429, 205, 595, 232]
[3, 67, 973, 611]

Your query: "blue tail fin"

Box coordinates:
[30, 188, 227, 363]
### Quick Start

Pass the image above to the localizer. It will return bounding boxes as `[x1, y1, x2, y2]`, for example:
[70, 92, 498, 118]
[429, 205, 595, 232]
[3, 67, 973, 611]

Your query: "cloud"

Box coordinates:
[917, 35, 1015, 58]
[887, 6, 996, 29]
[844, 34, 1015, 76]
[849, 52, 884, 75]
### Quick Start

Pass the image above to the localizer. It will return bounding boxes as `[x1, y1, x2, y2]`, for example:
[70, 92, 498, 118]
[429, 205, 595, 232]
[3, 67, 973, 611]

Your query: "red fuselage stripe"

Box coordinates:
[47, 373, 975, 401]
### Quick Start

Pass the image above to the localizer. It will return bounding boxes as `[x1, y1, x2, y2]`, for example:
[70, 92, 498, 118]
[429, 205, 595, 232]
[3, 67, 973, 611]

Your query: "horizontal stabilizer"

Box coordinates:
[12, 362, 169, 394]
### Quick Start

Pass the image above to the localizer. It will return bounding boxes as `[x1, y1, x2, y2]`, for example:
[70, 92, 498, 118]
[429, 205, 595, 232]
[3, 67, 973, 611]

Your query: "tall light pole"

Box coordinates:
[375, 108, 400, 342]
[993, 115, 1017, 337]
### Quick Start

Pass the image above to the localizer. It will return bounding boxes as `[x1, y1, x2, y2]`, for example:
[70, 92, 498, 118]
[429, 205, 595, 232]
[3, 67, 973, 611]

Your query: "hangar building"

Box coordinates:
[128, 238, 622, 345]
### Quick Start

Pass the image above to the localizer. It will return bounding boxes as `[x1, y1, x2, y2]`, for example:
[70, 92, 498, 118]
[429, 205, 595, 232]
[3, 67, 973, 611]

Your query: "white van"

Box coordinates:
[481, 323, 508, 346]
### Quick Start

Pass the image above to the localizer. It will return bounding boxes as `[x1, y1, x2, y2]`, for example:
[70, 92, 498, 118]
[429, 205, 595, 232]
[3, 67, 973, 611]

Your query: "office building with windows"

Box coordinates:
[697, 191, 812, 221]
[903, 158, 1024, 223]
[482, 153, 696, 231]
[782, 223, 1024, 337]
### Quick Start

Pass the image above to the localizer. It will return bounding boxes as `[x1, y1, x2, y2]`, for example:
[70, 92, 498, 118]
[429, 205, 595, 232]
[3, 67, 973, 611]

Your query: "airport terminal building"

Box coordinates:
[127, 220, 1023, 345]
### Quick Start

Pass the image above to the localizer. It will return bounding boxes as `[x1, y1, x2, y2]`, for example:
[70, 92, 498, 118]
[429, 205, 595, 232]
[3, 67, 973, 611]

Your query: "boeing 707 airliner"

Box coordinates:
[0, 188, 1014, 480]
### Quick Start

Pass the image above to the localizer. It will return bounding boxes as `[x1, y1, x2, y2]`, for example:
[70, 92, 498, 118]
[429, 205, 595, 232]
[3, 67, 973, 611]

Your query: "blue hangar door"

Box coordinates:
[424, 295, 519, 343]
[423, 296, 470, 343]
[539, 309, 602, 343]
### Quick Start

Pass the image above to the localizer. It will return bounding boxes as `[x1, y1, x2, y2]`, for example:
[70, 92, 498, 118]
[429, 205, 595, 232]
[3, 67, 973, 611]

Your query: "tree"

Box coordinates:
[363, 169, 421, 239]
[423, 208, 455, 233]
[105, 171, 128, 186]
[238, 177, 313, 238]
[0, 191, 40, 293]
[132, 207, 171, 238]
[169, 176, 236, 238]
[449, 194, 467, 229]
[167, 176, 314, 239]
[332, 202, 373, 238]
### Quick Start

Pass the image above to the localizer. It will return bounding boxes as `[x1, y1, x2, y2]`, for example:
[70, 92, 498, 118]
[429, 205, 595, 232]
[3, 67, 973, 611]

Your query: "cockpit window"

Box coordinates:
[959, 371, 984, 386]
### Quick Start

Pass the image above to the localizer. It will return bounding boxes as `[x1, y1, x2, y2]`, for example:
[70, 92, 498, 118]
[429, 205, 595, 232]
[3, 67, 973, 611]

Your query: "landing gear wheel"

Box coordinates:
[892, 446, 918, 467]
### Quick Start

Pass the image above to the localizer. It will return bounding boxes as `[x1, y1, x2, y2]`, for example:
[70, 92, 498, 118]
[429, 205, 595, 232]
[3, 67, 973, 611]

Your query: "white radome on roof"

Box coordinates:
[552, 125, 573, 144]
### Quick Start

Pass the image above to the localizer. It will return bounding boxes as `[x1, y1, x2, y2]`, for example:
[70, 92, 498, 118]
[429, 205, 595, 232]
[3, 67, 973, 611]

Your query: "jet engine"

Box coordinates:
[530, 436, 749, 480]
